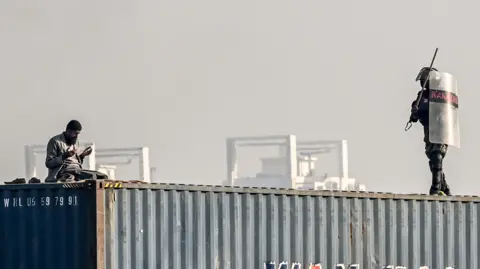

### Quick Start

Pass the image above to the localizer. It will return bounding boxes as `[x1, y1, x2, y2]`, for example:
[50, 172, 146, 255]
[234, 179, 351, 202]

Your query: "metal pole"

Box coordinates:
[286, 135, 297, 188]
[139, 147, 151, 182]
[84, 143, 96, 170]
[25, 145, 36, 179]
[226, 138, 237, 186]
[339, 140, 349, 189]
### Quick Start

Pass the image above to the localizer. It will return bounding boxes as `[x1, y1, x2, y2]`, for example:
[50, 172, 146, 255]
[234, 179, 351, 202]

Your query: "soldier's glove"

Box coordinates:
[409, 106, 419, 122]
[411, 106, 419, 114]
[409, 113, 419, 122]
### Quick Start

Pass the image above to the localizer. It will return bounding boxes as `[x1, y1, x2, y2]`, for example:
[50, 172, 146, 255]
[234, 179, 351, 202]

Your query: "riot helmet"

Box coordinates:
[416, 67, 438, 87]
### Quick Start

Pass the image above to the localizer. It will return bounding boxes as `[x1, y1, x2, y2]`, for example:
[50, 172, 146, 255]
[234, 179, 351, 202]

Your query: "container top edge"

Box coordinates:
[2, 180, 479, 202]
[0, 181, 95, 190]
[97, 180, 480, 202]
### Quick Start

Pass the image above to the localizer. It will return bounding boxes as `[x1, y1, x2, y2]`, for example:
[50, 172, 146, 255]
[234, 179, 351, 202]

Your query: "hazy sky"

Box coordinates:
[1, 0, 477, 194]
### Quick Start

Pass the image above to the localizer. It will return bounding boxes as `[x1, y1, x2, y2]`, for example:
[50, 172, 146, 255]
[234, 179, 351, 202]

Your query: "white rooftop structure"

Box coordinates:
[224, 134, 366, 191]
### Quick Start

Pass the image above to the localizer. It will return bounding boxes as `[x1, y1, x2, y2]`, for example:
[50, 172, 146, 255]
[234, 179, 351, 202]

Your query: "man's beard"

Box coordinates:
[65, 136, 77, 145]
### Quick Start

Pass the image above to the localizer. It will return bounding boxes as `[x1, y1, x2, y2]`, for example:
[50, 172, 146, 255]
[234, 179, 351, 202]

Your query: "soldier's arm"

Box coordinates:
[409, 91, 424, 122]
[411, 90, 425, 106]
[45, 138, 66, 169]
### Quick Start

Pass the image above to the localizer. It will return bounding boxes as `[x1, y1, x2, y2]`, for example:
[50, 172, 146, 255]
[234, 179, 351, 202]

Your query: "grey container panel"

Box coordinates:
[103, 187, 480, 269]
[0, 183, 98, 269]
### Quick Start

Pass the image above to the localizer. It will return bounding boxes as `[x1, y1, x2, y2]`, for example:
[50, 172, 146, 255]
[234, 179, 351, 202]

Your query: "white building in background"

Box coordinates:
[223, 134, 366, 191]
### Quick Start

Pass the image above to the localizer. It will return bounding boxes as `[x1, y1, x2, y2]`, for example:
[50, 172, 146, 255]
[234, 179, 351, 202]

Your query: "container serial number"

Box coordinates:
[3, 196, 79, 208]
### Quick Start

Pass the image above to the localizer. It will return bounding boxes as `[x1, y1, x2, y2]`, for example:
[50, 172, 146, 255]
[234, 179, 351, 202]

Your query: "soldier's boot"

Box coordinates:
[429, 188, 445, 196]
[429, 156, 446, 196]
[441, 173, 451, 196]
[429, 170, 445, 196]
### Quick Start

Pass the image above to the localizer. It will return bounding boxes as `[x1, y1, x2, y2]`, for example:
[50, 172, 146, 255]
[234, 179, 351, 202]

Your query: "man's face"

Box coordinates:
[65, 129, 81, 145]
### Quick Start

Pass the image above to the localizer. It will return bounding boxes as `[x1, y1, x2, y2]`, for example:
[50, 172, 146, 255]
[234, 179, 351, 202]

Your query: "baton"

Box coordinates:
[404, 47, 439, 131]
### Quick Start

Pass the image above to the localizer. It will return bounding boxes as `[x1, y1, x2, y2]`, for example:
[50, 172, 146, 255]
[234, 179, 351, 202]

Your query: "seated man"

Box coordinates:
[45, 120, 108, 182]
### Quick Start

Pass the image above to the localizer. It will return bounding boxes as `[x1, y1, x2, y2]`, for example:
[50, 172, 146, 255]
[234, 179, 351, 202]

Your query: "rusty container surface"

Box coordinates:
[0, 181, 99, 269]
[101, 182, 480, 269]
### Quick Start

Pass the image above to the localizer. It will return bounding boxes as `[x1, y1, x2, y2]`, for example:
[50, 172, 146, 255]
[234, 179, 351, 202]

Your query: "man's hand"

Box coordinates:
[63, 149, 76, 159]
[80, 147, 92, 158]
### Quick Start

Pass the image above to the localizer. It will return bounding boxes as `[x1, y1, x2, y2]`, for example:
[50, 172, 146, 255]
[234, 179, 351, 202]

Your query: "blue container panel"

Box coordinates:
[0, 184, 97, 269]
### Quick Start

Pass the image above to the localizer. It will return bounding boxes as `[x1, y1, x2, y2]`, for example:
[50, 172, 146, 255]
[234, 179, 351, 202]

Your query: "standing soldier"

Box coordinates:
[408, 67, 460, 195]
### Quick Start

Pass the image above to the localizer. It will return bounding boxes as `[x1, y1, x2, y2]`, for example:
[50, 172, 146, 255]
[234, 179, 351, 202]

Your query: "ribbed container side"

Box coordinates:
[104, 187, 480, 269]
[0, 183, 97, 269]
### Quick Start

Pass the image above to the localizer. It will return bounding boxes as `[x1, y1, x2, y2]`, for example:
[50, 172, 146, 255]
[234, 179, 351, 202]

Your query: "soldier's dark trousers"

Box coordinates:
[425, 141, 450, 194]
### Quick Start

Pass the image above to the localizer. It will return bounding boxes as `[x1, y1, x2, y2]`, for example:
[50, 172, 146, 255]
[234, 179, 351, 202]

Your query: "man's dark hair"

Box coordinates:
[66, 120, 82, 131]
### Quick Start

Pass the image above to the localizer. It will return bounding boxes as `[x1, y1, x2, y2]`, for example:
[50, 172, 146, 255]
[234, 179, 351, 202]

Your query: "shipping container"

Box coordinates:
[0, 181, 98, 269]
[1, 181, 480, 269]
